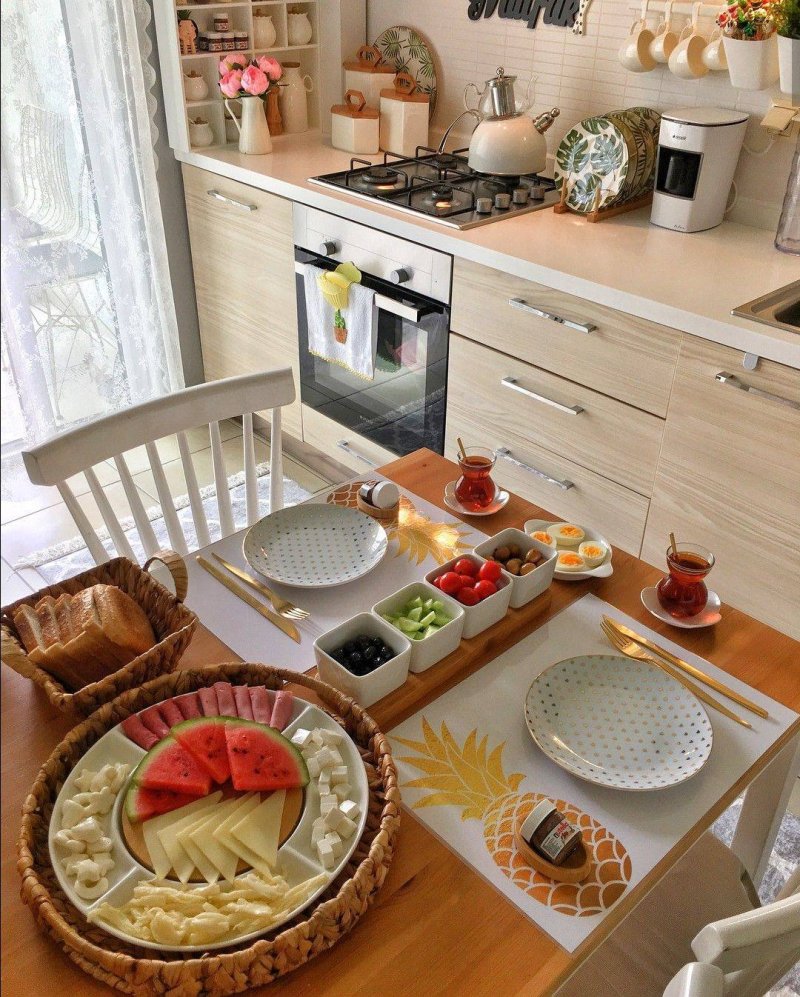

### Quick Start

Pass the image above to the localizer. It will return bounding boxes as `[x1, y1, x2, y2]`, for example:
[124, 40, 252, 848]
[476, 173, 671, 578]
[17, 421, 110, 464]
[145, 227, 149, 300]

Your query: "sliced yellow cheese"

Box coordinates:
[142, 793, 222, 880]
[212, 792, 260, 842]
[178, 812, 226, 884]
[189, 799, 244, 883]
[216, 831, 277, 880]
[157, 793, 223, 884]
[229, 790, 286, 869]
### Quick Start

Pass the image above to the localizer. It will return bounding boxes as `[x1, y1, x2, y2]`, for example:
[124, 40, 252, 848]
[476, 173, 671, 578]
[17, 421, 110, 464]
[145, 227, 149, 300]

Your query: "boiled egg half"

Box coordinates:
[557, 551, 587, 572]
[551, 523, 586, 548]
[530, 530, 555, 547]
[578, 541, 607, 568]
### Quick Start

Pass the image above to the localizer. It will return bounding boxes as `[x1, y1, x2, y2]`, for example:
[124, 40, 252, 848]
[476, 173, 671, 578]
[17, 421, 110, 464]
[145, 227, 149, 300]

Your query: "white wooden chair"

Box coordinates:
[22, 369, 296, 562]
[556, 832, 799, 997]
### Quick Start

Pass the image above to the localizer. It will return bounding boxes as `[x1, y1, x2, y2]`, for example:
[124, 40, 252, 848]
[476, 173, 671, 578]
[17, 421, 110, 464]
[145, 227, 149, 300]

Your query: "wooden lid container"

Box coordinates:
[380, 71, 429, 103]
[343, 44, 395, 74]
[331, 90, 379, 120]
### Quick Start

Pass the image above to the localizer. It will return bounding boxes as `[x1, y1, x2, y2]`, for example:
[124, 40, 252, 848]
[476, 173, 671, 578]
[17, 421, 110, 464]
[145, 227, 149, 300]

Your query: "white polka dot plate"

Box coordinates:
[524, 654, 713, 791]
[244, 504, 388, 589]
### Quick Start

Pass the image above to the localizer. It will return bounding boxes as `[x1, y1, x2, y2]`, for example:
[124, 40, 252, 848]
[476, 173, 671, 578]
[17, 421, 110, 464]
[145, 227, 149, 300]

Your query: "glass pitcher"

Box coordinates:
[775, 142, 800, 255]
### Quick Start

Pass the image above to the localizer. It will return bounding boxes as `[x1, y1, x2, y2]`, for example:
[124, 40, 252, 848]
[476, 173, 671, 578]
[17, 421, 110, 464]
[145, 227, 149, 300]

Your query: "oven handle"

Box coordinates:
[294, 260, 426, 323]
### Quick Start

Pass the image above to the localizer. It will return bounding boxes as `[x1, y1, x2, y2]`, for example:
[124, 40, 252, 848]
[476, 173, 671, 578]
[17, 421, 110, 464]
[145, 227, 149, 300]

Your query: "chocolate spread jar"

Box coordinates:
[521, 800, 582, 865]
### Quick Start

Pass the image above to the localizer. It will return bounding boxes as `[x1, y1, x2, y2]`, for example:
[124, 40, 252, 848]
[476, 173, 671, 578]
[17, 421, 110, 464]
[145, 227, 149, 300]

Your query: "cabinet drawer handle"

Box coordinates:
[501, 376, 584, 415]
[496, 446, 574, 490]
[337, 440, 378, 467]
[206, 189, 257, 212]
[508, 297, 596, 334]
[715, 371, 800, 411]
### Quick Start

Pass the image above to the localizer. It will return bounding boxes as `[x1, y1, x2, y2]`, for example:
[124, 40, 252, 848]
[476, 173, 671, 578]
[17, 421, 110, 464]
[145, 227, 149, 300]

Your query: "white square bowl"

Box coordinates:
[314, 612, 411, 708]
[373, 582, 464, 674]
[424, 554, 512, 639]
[473, 528, 557, 609]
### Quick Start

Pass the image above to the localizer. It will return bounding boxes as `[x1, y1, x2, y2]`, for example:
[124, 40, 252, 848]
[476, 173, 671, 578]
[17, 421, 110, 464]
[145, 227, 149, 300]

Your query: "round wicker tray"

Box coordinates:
[18, 664, 400, 995]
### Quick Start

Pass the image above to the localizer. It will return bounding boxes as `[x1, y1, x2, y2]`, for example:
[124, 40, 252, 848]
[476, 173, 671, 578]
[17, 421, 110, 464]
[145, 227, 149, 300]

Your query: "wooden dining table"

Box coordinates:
[2, 449, 799, 997]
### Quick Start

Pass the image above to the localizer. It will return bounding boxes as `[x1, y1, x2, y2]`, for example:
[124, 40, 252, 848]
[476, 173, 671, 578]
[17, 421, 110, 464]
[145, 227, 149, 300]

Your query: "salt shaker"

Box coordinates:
[380, 72, 430, 157]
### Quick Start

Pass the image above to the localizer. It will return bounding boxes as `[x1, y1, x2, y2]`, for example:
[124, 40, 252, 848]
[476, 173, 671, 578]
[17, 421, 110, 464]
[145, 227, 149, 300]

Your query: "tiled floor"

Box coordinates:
[0, 420, 334, 599]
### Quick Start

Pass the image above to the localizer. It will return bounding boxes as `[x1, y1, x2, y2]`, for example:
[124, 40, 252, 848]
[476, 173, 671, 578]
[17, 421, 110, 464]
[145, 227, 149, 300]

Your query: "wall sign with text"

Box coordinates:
[468, 0, 594, 35]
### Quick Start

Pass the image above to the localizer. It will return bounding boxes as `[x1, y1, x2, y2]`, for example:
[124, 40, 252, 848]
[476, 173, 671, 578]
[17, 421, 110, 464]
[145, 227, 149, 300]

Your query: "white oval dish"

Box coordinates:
[243, 504, 388, 588]
[48, 697, 368, 952]
[523, 519, 613, 581]
[524, 654, 713, 791]
[641, 586, 722, 629]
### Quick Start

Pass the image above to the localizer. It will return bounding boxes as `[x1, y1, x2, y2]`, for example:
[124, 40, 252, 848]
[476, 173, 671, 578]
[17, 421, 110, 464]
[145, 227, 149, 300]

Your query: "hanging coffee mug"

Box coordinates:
[702, 28, 728, 72]
[649, 0, 678, 63]
[669, 4, 709, 79]
[619, 0, 656, 73]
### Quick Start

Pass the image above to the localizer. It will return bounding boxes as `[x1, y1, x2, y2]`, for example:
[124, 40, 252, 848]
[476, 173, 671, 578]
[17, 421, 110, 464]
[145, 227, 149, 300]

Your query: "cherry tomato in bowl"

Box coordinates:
[454, 558, 479, 577]
[474, 579, 498, 600]
[478, 561, 503, 583]
[438, 571, 465, 596]
[457, 586, 481, 606]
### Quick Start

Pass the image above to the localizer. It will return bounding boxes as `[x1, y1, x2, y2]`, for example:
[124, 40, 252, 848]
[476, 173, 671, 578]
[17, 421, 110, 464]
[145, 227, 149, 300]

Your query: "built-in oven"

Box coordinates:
[293, 204, 453, 460]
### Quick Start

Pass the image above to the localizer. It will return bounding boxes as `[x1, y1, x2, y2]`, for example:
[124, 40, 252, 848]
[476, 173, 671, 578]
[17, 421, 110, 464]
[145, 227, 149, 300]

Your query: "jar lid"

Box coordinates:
[234, 31, 248, 37]
[381, 71, 429, 103]
[331, 90, 379, 119]
[520, 800, 557, 842]
[344, 43, 395, 74]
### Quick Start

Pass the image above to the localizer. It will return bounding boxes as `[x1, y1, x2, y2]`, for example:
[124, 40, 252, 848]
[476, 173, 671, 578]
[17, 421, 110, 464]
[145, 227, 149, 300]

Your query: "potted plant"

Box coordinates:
[218, 54, 283, 155]
[772, 0, 800, 96]
[333, 308, 348, 344]
[717, 0, 780, 89]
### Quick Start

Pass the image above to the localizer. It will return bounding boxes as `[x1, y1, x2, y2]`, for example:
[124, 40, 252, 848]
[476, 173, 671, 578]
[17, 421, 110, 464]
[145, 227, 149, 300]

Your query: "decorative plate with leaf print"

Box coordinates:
[554, 107, 660, 213]
[374, 25, 437, 119]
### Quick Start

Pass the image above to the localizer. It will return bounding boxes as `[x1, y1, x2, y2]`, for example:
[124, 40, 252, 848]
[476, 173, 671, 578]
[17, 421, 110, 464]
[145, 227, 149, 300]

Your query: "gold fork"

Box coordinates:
[601, 620, 752, 729]
[211, 553, 311, 622]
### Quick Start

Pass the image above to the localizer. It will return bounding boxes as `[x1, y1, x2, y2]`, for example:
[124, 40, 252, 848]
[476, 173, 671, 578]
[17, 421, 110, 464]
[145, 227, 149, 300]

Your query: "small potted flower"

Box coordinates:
[772, 0, 800, 97]
[718, 0, 780, 89]
[218, 54, 283, 155]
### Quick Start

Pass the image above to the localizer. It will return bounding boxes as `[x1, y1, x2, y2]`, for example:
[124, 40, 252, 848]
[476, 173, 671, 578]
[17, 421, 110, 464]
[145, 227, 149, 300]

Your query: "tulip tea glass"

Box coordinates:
[656, 543, 715, 619]
[454, 447, 498, 511]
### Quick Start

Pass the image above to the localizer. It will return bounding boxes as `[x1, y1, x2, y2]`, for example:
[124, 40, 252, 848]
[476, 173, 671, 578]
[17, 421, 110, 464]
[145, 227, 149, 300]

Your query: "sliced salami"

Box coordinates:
[249, 686, 275, 726]
[197, 687, 219, 717]
[233, 684, 254, 720]
[175, 692, 202, 720]
[270, 690, 294, 731]
[139, 704, 171, 739]
[121, 714, 159, 750]
[213, 681, 237, 718]
[160, 698, 184, 728]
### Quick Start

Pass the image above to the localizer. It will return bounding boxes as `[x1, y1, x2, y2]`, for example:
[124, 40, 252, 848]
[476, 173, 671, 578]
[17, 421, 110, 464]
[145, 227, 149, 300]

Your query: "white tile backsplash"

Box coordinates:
[367, 0, 794, 228]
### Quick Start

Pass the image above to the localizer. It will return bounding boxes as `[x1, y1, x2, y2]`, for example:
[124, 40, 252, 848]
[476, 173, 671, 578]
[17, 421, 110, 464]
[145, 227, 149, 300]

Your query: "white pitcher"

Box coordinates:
[279, 63, 313, 134]
[252, 12, 276, 50]
[225, 95, 272, 155]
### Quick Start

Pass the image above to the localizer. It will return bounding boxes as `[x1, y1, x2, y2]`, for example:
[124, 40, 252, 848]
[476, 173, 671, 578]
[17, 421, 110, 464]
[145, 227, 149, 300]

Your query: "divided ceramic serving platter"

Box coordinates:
[524, 654, 714, 791]
[524, 519, 613, 581]
[48, 698, 368, 952]
[243, 504, 388, 589]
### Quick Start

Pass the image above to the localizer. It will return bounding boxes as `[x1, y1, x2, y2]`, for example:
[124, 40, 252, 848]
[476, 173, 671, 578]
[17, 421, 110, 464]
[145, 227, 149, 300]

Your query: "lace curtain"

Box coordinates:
[1, 0, 183, 452]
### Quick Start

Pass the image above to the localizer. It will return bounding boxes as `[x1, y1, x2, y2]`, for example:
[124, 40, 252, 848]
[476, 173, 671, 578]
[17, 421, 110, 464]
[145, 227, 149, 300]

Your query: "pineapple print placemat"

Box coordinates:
[183, 476, 484, 670]
[389, 593, 796, 952]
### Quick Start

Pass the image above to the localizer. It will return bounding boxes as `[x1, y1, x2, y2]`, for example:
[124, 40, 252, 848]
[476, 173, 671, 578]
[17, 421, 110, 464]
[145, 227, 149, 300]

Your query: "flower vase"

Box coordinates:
[225, 95, 272, 155]
[778, 35, 799, 99]
[723, 34, 779, 89]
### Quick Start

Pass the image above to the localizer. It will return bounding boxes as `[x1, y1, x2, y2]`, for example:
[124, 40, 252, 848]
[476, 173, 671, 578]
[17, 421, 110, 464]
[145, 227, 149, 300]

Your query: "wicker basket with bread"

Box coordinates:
[1, 552, 197, 716]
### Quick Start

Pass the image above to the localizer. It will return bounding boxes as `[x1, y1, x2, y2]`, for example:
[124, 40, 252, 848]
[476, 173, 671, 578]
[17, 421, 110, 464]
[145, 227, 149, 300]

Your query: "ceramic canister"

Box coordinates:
[379, 72, 429, 156]
[331, 90, 379, 154]
[343, 44, 395, 110]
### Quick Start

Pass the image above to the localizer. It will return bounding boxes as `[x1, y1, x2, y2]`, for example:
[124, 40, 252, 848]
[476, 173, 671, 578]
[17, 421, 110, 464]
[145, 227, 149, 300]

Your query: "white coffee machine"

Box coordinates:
[650, 107, 748, 233]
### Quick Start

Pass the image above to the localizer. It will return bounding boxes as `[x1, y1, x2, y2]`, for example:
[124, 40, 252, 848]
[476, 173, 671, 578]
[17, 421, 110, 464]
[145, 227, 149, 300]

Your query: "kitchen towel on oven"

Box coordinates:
[303, 263, 377, 380]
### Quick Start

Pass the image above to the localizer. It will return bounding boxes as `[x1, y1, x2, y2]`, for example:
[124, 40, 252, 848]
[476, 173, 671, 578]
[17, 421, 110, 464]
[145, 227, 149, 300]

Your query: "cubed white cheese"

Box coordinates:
[307, 756, 321, 778]
[317, 839, 335, 869]
[338, 815, 357, 839]
[339, 800, 361, 823]
[291, 728, 313, 748]
[311, 730, 325, 747]
[327, 748, 344, 767]
[323, 805, 346, 832]
[317, 772, 331, 793]
[316, 747, 337, 770]
[320, 729, 345, 746]
[324, 831, 343, 857]
[311, 818, 326, 846]
[333, 782, 352, 801]
[329, 766, 349, 786]
[319, 793, 337, 817]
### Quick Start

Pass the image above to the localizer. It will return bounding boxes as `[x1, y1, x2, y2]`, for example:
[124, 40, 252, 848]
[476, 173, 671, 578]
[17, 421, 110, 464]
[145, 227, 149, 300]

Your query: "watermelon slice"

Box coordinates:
[225, 719, 309, 792]
[270, 690, 294, 731]
[134, 737, 212, 797]
[124, 784, 202, 823]
[121, 714, 159, 750]
[140, 705, 171, 740]
[198, 687, 219, 716]
[249, 686, 274, 726]
[160, 698, 184, 728]
[214, 681, 237, 717]
[233, 685, 254, 720]
[175, 692, 202, 720]
[171, 717, 230, 784]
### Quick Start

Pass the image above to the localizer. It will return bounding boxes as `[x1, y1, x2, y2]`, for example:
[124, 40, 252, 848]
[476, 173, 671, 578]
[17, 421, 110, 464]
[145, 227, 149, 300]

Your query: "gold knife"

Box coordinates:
[211, 552, 278, 602]
[196, 555, 301, 644]
[603, 616, 768, 719]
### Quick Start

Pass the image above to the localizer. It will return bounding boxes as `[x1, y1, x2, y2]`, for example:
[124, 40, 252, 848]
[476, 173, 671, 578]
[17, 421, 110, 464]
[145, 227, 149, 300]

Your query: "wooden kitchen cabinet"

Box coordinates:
[182, 164, 302, 439]
[302, 406, 396, 474]
[642, 336, 800, 638]
[452, 258, 681, 418]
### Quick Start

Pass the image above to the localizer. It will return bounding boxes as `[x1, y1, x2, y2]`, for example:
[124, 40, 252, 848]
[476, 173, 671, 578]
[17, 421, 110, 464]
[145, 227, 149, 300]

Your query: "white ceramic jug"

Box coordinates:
[280, 63, 313, 134]
[252, 12, 276, 50]
[225, 95, 272, 155]
[287, 11, 313, 46]
[188, 118, 214, 147]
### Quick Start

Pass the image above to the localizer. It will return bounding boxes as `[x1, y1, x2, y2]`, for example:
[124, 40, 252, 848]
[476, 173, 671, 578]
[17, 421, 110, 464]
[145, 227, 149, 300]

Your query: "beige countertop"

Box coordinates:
[176, 132, 800, 369]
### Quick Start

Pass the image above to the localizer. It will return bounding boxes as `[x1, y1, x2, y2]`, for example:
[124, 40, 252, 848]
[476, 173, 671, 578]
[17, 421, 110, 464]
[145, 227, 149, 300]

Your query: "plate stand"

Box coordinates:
[554, 181, 653, 223]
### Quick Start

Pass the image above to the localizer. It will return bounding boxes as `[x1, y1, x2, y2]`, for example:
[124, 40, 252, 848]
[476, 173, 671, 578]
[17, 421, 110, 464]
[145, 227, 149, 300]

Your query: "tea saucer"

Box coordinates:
[443, 481, 510, 517]
[641, 587, 722, 629]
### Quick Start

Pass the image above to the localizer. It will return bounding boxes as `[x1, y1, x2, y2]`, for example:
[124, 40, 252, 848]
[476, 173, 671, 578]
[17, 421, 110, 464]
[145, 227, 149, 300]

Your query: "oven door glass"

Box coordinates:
[297, 251, 449, 457]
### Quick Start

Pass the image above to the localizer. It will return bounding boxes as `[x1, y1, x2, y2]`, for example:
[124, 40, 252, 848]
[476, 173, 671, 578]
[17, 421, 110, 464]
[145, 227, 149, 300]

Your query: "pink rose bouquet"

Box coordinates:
[218, 57, 283, 99]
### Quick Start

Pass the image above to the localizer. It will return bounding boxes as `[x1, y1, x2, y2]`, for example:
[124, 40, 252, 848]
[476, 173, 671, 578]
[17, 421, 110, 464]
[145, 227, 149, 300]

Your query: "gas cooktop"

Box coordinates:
[309, 148, 558, 230]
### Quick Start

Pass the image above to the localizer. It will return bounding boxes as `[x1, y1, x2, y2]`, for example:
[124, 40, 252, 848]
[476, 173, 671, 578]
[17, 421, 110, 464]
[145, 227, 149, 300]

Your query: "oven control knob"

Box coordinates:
[529, 184, 547, 202]
[494, 193, 511, 210]
[476, 197, 494, 214]
[318, 240, 339, 256]
[512, 187, 530, 205]
[390, 268, 412, 285]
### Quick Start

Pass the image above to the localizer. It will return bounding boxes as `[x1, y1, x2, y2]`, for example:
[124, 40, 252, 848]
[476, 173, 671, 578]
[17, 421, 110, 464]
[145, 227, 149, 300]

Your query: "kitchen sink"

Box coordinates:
[733, 280, 800, 333]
